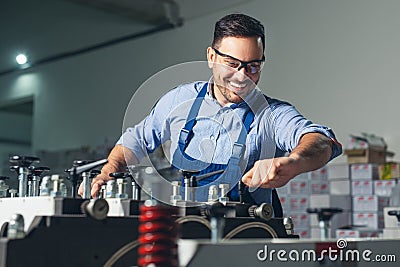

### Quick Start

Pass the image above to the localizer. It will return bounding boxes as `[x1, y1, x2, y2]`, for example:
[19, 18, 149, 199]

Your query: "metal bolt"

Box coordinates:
[105, 180, 116, 198]
[170, 181, 182, 203]
[9, 189, 18, 198]
[283, 217, 294, 235]
[208, 185, 219, 202]
[219, 184, 229, 202]
[116, 178, 128, 199]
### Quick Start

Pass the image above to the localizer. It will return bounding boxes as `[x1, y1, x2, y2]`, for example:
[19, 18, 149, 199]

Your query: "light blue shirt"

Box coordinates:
[117, 81, 342, 204]
[118, 81, 342, 167]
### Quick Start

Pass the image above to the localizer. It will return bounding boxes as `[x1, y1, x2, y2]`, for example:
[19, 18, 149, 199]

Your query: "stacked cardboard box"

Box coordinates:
[379, 162, 400, 180]
[278, 161, 397, 239]
[277, 171, 312, 238]
[351, 164, 388, 232]
[343, 134, 393, 164]
[308, 163, 352, 238]
[333, 163, 398, 238]
[374, 180, 396, 197]
[277, 166, 337, 238]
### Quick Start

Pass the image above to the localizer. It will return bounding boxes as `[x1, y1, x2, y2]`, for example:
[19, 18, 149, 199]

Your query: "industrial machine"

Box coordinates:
[0, 155, 399, 267]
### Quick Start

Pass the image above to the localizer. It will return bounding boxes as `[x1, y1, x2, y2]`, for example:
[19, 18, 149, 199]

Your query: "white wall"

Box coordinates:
[254, 0, 400, 163]
[1, 0, 400, 168]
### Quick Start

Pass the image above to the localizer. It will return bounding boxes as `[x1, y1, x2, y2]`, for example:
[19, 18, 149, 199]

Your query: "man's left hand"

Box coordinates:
[241, 157, 300, 189]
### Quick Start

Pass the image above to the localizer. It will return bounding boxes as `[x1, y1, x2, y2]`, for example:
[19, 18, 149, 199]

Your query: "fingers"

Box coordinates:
[251, 163, 265, 188]
[77, 176, 106, 198]
[241, 167, 254, 187]
[241, 159, 281, 189]
[78, 183, 84, 196]
[91, 182, 102, 198]
[90, 177, 106, 198]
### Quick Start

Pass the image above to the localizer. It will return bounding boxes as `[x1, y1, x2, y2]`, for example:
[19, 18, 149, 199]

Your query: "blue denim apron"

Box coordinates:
[171, 83, 254, 202]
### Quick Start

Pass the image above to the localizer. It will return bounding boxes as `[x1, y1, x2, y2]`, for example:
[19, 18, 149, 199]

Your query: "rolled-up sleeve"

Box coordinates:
[269, 98, 342, 161]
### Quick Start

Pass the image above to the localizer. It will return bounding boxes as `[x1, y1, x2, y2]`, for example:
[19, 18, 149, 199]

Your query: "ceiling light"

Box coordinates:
[16, 54, 28, 65]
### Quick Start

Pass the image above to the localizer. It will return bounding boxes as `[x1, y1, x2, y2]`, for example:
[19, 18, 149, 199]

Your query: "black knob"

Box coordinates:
[388, 210, 400, 222]
[9, 155, 40, 167]
[180, 169, 200, 179]
[0, 176, 9, 181]
[73, 160, 94, 167]
[307, 207, 343, 222]
[29, 166, 50, 176]
[202, 202, 235, 218]
[249, 203, 273, 221]
[109, 172, 125, 179]
[9, 166, 19, 173]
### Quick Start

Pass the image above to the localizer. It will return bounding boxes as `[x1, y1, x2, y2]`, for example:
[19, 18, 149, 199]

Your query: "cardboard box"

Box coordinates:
[351, 180, 373, 195]
[310, 181, 330, 194]
[329, 179, 351, 195]
[374, 180, 396, 197]
[379, 162, 400, 179]
[350, 164, 379, 180]
[346, 134, 384, 150]
[295, 228, 311, 238]
[290, 180, 309, 195]
[294, 172, 310, 180]
[309, 194, 352, 211]
[344, 148, 386, 164]
[288, 195, 309, 212]
[352, 195, 390, 212]
[336, 228, 381, 238]
[279, 196, 289, 212]
[327, 163, 350, 180]
[289, 212, 310, 228]
[309, 166, 328, 180]
[352, 212, 384, 229]
[276, 185, 289, 195]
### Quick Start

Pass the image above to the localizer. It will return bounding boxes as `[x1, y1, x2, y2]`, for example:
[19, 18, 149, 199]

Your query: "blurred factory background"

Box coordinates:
[1, 0, 400, 177]
[1, 2, 400, 264]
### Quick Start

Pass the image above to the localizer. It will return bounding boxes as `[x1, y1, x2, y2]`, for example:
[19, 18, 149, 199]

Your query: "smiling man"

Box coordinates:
[209, 36, 264, 104]
[79, 14, 342, 211]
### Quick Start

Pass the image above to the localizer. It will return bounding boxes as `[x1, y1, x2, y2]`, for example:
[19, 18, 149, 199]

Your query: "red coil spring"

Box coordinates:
[138, 200, 179, 267]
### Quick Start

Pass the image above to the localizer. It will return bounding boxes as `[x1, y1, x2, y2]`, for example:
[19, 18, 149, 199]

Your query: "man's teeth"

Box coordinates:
[229, 81, 246, 88]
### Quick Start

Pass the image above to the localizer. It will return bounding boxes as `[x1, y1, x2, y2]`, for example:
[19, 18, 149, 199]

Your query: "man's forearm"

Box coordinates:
[100, 144, 139, 179]
[289, 132, 333, 174]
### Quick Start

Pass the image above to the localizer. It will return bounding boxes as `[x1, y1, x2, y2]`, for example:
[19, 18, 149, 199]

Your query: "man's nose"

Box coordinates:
[234, 66, 248, 81]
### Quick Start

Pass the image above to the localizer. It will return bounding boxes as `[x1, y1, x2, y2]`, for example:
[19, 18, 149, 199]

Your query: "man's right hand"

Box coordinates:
[77, 144, 138, 198]
[78, 173, 109, 198]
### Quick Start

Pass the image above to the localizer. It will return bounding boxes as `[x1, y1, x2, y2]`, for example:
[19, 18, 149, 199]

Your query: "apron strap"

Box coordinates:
[178, 83, 208, 152]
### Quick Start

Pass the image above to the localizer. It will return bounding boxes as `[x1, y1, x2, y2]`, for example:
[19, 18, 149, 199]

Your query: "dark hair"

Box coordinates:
[212, 13, 265, 51]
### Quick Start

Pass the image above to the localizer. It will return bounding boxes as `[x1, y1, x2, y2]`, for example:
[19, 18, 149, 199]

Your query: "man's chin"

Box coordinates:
[227, 92, 245, 103]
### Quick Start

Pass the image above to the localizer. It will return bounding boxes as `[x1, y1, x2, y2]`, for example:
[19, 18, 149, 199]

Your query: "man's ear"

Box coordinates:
[206, 47, 214, 69]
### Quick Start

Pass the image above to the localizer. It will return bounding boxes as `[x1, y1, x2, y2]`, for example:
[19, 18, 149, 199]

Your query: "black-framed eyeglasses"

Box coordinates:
[212, 47, 265, 74]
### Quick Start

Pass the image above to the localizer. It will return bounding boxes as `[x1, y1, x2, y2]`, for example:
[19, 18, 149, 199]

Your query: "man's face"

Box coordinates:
[207, 36, 264, 105]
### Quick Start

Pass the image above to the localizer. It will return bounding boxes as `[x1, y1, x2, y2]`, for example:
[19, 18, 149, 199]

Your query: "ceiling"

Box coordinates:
[0, 0, 251, 77]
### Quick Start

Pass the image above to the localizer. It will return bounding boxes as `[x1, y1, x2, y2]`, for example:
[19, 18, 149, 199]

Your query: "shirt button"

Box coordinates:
[210, 135, 215, 140]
